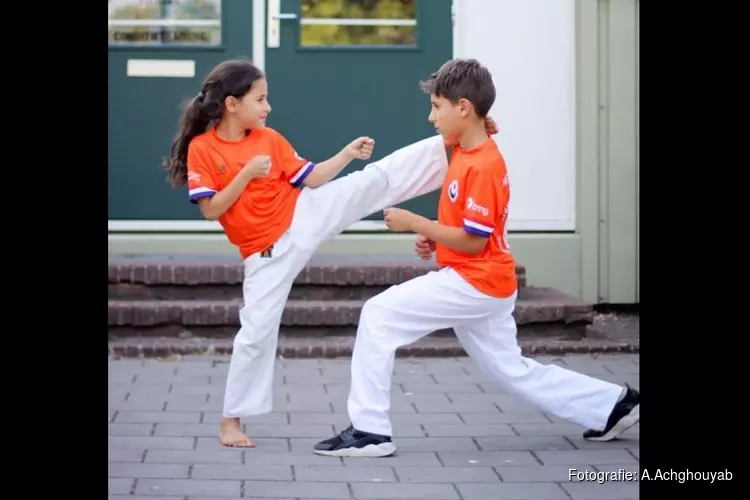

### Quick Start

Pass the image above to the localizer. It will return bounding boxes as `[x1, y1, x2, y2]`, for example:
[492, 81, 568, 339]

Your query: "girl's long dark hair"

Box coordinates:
[162, 58, 265, 187]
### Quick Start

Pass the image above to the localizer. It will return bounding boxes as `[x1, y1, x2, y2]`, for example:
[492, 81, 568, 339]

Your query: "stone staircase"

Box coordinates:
[108, 254, 630, 358]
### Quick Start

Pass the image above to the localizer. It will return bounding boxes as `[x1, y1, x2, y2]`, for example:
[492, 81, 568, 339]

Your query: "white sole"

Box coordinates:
[313, 442, 397, 458]
[586, 404, 640, 442]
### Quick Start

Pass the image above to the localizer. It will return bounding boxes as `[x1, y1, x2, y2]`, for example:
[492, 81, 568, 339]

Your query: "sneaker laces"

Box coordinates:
[340, 424, 357, 439]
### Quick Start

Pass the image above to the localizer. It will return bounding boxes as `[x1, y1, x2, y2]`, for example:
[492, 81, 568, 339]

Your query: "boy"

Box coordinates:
[312, 58, 639, 458]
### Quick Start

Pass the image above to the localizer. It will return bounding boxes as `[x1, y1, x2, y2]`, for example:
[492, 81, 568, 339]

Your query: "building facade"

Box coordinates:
[108, 0, 639, 304]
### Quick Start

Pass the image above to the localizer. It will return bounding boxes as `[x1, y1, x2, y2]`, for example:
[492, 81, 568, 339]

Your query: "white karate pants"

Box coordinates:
[222, 135, 449, 418]
[348, 267, 624, 436]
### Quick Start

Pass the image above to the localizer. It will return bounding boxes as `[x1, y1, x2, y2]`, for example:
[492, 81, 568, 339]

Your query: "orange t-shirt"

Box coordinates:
[435, 137, 517, 298]
[186, 126, 313, 259]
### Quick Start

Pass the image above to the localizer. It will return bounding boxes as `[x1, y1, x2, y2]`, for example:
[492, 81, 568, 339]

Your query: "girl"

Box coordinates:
[162, 58, 497, 447]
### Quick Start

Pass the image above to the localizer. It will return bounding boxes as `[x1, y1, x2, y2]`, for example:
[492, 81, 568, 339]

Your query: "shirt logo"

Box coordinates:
[448, 180, 459, 202]
[217, 164, 226, 173]
[466, 197, 489, 217]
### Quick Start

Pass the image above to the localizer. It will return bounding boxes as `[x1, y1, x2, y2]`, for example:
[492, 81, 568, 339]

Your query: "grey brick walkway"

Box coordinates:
[109, 354, 640, 500]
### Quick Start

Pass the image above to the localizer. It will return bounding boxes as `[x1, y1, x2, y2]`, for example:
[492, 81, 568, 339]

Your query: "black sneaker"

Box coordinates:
[583, 384, 640, 442]
[313, 424, 397, 457]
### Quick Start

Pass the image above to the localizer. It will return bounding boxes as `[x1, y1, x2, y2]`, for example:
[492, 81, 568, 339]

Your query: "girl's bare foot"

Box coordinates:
[219, 417, 255, 447]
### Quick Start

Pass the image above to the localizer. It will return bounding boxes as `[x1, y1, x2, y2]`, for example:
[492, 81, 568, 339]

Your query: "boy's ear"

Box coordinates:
[457, 97, 473, 117]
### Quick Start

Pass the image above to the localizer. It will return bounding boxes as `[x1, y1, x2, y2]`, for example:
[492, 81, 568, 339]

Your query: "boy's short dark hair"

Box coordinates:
[419, 58, 496, 118]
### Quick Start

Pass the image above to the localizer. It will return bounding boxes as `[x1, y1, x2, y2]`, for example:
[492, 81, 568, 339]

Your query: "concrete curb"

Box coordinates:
[109, 335, 639, 359]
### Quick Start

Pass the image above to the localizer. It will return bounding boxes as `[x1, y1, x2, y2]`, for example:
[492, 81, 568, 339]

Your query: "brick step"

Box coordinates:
[108, 287, 594, 340]
[109, 282, 392, 301]
[108, 256, 528, 291]
[109, 334, 639, 359]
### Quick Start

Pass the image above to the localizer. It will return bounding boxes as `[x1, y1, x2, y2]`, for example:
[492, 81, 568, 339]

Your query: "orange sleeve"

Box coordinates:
[462, 166, 502, 238]
[270, 129, 316, 187]
[186, 141, 218, 204]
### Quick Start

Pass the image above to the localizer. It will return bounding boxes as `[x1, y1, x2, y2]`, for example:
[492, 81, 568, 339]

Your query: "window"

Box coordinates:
[108, 0, 221, 47]
[300, 0, 416, 47]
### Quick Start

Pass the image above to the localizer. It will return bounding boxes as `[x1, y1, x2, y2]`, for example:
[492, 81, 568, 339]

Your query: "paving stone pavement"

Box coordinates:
[109, 354, 640, 500]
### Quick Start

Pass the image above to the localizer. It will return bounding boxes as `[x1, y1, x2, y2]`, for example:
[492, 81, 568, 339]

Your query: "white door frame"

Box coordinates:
[108, 0, 456, 234]
[253, 0, 266, 71]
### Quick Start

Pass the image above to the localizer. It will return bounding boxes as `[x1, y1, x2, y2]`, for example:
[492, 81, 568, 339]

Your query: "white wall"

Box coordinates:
[453, 0, 576, 231]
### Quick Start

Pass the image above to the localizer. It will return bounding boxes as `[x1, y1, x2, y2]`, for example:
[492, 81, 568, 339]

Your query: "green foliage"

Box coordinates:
[301, 0, 415, 19]
[300, 0, 416, 46]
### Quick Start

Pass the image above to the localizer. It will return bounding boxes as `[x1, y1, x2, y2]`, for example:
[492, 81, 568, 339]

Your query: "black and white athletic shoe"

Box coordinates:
[583, 384, 640, 442]
[313, 424, 397, 457]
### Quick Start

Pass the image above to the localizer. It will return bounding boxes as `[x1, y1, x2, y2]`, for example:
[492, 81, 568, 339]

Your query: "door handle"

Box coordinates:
[267, 0, 297, 49]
